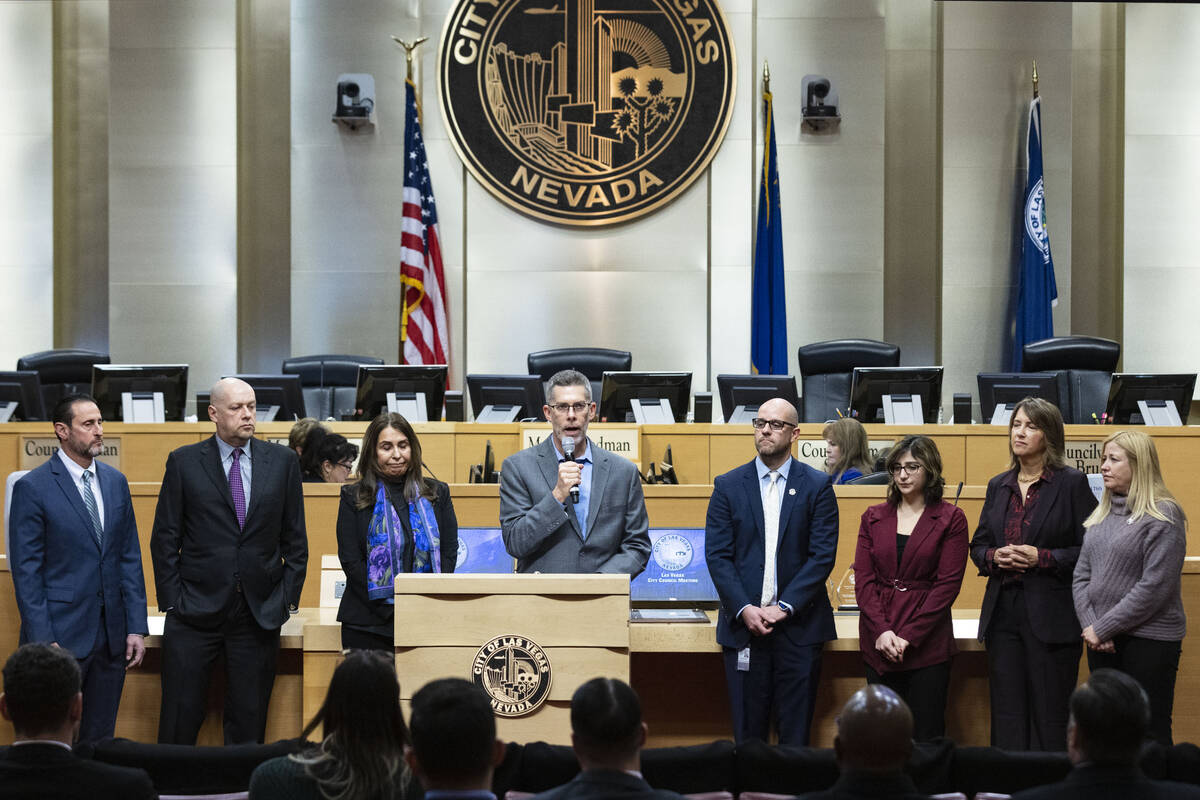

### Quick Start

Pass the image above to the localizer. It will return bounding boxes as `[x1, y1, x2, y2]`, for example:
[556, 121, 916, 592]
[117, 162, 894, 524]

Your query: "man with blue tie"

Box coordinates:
[9, 394, 148, 743]
[705, 397, 839, 745]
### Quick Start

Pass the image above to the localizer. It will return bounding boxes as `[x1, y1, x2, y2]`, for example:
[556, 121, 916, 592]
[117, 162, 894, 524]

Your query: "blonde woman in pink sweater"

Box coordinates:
[1073, 429, 1187, 745]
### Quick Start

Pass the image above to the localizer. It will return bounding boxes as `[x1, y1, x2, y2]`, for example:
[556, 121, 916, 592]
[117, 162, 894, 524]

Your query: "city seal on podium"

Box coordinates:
[471, 635, 553, 717]
[437, 0, 736, 226]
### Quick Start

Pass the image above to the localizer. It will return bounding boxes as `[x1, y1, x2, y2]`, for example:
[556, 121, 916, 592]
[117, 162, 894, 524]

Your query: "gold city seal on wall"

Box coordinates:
[437, 0, 736, 226]
[471, 635, 553, 717]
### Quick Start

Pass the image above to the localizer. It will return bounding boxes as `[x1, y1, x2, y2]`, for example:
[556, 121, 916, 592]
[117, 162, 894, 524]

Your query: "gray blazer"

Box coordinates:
[499, 436, 650, 576]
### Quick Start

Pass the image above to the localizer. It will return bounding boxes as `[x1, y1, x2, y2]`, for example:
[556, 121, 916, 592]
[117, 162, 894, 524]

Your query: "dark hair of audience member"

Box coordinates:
[291, 649, 411, 800]
[409, 678, 496, 785]
[1, 643, 81, 737]
[570, 678, 643, 763]
[288, 417, 326, 456]
[51, 393, 97, 432]
[1069, 668, 1150, 766]
[835, 685, 913, 773]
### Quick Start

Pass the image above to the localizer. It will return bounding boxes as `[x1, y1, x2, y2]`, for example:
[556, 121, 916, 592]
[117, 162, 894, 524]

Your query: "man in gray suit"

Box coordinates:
[500, 369, 650, 576]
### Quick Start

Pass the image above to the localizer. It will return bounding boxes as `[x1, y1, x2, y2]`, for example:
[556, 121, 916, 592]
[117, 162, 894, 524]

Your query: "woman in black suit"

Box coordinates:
[969, 397, 1097, 751]
[336, 412, 458, 652]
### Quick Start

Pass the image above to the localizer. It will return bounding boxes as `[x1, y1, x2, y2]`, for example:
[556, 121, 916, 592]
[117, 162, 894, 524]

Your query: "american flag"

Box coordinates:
[400, 79, 449, 366]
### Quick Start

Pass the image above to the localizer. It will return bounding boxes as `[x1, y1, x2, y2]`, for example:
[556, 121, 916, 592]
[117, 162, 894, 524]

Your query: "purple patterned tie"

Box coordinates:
[229, 447, 247, 529]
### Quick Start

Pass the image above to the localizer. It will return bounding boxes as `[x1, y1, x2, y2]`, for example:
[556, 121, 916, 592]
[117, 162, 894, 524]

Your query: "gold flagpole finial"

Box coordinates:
[1032, 60, 1039, 99]
[763, 60, 771, 95]
[391, 36, 429, 81]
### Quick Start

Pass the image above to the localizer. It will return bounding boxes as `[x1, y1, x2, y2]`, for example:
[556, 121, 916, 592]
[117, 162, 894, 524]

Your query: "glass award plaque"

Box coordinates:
[834, 566, 858, 611]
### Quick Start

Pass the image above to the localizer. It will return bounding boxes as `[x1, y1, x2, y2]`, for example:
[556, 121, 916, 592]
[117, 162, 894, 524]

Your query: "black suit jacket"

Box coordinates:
[1013, 763, 1200, 800]
[336, 478, 458, 632]
[705, 458, 839, 650]
[969, 465, 1096, 644]
[529, 768, 687, 800]
[0, 743, 155, 800]
[150, 435, 308, 630]
[793, 770, 930, 800]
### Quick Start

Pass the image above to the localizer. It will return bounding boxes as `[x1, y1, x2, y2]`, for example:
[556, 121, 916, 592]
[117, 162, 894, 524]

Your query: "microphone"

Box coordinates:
[952, 481, 963, 506]
[562, 436, 580, 504]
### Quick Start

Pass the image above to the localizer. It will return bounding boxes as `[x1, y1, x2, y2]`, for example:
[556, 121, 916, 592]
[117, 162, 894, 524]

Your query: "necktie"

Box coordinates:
[81, 470, 103, 549]
[229, 447, 247, 529]
[760, 471, 780, 606]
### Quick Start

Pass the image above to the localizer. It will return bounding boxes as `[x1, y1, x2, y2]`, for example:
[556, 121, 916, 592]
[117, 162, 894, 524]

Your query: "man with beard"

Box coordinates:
[500, 369, 650, 576]
[705, 397, 839, 745]
[9, 394, 148, 742]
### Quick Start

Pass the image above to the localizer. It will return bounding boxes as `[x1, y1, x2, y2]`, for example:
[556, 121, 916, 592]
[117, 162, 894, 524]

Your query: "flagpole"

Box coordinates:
[392, 36, 428, 363]
[1032, 60, 1038, 99]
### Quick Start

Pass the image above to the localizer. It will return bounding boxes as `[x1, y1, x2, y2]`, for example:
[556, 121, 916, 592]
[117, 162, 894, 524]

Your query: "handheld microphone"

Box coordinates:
[952, 481, 963, 506]
[562, 436, 581, 504]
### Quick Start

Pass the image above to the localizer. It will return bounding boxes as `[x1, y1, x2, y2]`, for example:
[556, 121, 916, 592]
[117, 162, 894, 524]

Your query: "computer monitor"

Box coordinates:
[453, 528, 516, 573]
[228, 374, 307, 422]
[91, 364, 189, 423]
[599, 372, 692, 424]
[630, 528, 719, 605]
[716, 374, 799, 424]
[0, 371, 47, 422]
[354, 364, 447, 422]
[849, 366, 943, 425]
[977, 372, 1066, 425]
[1106, 373, 1197, 425]
[465, 374, 546, 422]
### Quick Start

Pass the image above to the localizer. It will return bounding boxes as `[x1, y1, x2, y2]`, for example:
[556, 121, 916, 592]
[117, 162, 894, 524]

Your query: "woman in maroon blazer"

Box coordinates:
[855, 435, 968, 740]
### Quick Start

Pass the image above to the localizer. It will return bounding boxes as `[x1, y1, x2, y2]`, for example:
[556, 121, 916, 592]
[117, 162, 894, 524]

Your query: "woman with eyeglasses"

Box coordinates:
[854, 435, 968, 740]
[1073, 430, 1186, 745]
[335, 412, 458, 652]
[823, 417, 875, 484]
[969, 397, 1097, 751]
[301, 431, 359, 483]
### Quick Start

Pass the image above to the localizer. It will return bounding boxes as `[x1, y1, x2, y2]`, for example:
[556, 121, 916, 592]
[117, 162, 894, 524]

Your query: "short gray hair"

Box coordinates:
[547, 369, 592, 402]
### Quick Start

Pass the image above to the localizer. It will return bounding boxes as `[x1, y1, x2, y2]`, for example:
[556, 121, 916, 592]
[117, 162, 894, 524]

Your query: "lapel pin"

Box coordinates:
[788, 488, 796, 496]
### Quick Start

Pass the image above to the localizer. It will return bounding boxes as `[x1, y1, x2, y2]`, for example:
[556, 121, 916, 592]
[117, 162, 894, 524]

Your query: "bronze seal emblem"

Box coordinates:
[471, 635, 553, 717]
[437, 0, 736, 226]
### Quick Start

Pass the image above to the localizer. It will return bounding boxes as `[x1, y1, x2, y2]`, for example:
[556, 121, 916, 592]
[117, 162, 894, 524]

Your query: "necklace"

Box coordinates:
[1017, 472, 1041, 483]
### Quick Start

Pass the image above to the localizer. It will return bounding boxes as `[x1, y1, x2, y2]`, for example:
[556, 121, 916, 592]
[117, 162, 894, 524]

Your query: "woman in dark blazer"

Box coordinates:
[855, 435, 968, 740]
[336, 412, 457, 652]
[969, 397, 1097, 751]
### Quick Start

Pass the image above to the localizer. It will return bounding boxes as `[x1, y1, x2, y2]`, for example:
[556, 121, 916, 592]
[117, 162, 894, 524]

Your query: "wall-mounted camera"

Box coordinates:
[801, 74, 840, 133]
[332, 73, 376, 131]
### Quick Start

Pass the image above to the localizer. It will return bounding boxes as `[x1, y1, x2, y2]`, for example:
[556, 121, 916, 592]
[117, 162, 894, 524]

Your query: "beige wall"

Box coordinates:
[0, 1, 53, 372]
[1124, 4, 1200, 392]
[107, 0, 239, 405]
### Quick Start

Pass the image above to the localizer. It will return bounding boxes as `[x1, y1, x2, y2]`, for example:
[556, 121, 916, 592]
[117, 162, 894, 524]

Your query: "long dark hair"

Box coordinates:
[354, 412, 433, 509]
[885, 435, 946, 506]
[291, 649, 411, 800]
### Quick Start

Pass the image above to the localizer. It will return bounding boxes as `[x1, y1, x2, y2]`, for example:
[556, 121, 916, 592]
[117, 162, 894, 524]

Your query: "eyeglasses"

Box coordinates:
[336, 461, 355, 472]
[751, 418, 797, 432]
[548, 402, 591, 414]
[889, 462, 923, 475]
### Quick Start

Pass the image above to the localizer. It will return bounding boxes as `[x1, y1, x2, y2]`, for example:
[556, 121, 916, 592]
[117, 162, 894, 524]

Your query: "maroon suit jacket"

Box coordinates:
[854, 499, 969, 673]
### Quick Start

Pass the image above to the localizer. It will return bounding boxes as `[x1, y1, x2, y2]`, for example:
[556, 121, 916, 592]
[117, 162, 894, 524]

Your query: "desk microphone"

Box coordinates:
[952, 481, 963, 506]
[562, 436, 581, 504]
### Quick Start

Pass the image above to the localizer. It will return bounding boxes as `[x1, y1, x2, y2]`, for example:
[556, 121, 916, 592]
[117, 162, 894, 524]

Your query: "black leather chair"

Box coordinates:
[1021, 335, 1120, 424]
[16, 348, 110, 412]
[282, 354, 383, 420]
[527, 347, 632, 403]
[795, 339, 900, 423]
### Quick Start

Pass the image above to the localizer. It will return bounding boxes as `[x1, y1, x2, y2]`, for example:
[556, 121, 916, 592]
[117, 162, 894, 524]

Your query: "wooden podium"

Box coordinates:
[393, 573, 631, 744]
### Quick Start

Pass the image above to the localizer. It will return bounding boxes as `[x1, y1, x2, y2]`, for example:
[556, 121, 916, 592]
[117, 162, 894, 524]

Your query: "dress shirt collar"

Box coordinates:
[552, 437, 591, 463]
[216, 434, 250, 462]
[12, 738, 73, 751]
[422, 791, 496, 800]
[754, 455, 792, 483]
[57, 448, 96, 483]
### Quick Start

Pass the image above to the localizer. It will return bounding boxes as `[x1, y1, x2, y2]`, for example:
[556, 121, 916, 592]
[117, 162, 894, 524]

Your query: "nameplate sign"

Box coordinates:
[21, 437, 122, 471]
[1063, 439, 1103, 473]
[518, 424, 639, 463]
[793, 439, 896, 472]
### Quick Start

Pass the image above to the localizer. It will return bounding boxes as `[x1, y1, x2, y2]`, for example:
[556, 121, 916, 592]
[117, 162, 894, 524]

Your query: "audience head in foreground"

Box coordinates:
[407, 678, 504, 794]
[0, 644, 156, 800]
[1012, 669, 1200, 799]
[571, 677, 647, 771]
[0, 642, 81, 742]
[250, 649, 412, 800]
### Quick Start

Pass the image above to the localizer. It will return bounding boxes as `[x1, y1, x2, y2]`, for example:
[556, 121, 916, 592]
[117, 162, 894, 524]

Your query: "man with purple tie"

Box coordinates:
[150, 378, 307, 744]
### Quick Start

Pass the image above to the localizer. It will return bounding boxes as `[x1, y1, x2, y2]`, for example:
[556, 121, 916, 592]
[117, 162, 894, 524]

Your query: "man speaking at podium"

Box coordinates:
[500, 369, 650, 576]
[705, 397, 839, 746]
